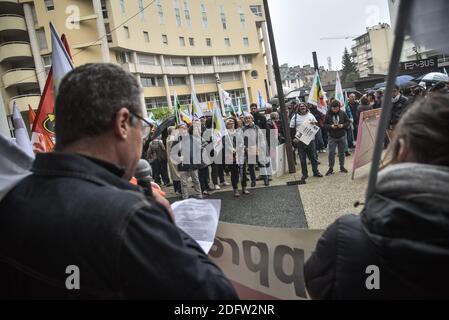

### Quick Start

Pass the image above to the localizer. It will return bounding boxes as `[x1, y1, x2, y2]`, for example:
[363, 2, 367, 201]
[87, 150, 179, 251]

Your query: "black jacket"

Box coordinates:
[252, 112, 267, 130]
[390, 95, 409, 127]
[0, 153, 237, 299]
[324, 110, 350, 139]
[305, 193, 449, 300]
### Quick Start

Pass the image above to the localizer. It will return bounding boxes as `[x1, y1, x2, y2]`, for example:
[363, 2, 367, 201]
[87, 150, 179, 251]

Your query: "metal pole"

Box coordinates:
[312, 52, 319, 71]
[365, 0, 413, 201]
[263, 0, 296, 174]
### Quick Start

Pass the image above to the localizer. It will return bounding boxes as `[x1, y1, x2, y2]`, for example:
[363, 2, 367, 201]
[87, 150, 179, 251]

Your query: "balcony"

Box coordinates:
[214, 64, 242, 73]
[0, 15, 27, 34]
[0, 42, 33, 63]
[2, 68, 37, 89]
[189, 65, 215, 75]
[164, 65, 189, 75]
[8, 94, 41, 112]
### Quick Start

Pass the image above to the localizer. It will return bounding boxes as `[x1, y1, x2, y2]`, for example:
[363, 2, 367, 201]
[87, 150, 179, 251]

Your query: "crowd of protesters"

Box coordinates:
[1, 62, 448, 300]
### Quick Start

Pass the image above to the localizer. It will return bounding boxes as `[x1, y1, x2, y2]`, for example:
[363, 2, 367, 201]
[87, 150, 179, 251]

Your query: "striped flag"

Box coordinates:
[257, 90, 266, 109]
[308, 70, 328, 115]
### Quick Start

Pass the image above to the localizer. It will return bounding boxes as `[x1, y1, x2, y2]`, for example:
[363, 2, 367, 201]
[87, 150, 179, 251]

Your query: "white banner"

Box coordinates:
[209, 222, 323, 300]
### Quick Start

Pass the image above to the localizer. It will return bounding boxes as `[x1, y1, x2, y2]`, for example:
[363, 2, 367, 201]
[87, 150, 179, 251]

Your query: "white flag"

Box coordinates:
[50, 22, 74, 96]
[335, 72, 345, 105]
[12, 102, 34, 158]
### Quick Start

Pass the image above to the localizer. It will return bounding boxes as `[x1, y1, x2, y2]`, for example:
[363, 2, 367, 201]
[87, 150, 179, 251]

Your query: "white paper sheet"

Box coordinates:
[171, 199, 221, 253]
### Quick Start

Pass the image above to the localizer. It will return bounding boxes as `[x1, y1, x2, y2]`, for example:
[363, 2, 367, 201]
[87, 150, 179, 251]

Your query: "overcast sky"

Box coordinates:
[267, 0, 392, 70]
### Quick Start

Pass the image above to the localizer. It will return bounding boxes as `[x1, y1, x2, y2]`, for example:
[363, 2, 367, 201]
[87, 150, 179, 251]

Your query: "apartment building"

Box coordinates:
[351, 23, 393, 78]
[0, 0, 276, 135]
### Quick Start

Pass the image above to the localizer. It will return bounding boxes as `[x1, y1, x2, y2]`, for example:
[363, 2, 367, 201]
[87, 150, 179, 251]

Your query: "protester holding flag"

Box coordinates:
[325, 100, 350, 176]
[347, 93, 359, 142]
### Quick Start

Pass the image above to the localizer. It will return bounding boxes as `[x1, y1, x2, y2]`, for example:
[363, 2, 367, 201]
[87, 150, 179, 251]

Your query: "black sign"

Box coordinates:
[400, 57, 438, 73]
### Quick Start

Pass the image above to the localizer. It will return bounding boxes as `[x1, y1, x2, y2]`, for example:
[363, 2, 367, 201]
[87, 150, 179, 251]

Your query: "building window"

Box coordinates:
[120, 0, 126, 14]
[44, 0, 54, 11]
[30, 5, 38, 24]
[145, 96, 169, 109]
[143, 31, 150, 43]
[189, 37, 195, 46]
[206, 38, 212, 47]
[138, 0, 145, 21]
[239, 6, 246, 27]
[243, 37, 249, 47]
[174, 0, 182, 27]
[191, 57, 212, 66]
[183, 0, 191, 27]
[200, 3, 208, 28]
[179, 36, 185, 47]
[123, 26, 130, 39]
[138, 53, 157, 65]
[42, 55, 52, 73]
[162, 34, 168, 45]
[218, 56, 238, 65]
[157, 0, 164, 24]
[116, 51, 134, 64]
[224, 38, 231, 47]
[168, 76, 187, 86]
[194, 74, 216, 84]
[250, 5, 262, 17]
[243, 55, 252, 64]
[141, 76, 157, 87]
[219, 5, 227, 30]
[166, 56, 187, 66]
[100, 0, 108, 19]
[36, 28, 47, 50]
[105, 23, 112, 43]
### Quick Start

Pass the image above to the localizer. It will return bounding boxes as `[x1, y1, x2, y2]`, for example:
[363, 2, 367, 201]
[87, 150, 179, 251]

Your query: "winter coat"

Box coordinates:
[305, 163, 449, 300]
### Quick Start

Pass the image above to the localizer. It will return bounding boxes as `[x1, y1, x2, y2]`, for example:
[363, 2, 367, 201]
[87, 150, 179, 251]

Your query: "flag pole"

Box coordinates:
[365, 0, 414, 201]
[262, 0, 296, 174]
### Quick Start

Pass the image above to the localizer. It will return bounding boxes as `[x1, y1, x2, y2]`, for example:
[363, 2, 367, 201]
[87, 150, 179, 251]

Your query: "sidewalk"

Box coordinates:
[163, 150, 370, 230]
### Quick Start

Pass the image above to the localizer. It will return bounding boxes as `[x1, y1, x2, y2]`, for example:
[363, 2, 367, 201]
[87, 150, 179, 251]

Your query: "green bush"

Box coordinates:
[149, 107, 172, 122]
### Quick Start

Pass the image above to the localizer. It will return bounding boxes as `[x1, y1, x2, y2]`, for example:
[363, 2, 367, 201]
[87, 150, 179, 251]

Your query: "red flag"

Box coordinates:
[32, 34, 72, 152]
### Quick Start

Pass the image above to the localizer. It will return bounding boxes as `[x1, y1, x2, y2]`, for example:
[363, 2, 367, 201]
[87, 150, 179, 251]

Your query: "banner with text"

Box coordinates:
[209, 222, 323, 300]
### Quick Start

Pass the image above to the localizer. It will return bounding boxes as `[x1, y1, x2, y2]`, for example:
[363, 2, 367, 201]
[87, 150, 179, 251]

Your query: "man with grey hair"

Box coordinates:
[0, 63, 237, 300]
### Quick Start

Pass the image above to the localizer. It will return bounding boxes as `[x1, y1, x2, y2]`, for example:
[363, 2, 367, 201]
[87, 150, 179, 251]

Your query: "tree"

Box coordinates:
[341, 47, 359, 82]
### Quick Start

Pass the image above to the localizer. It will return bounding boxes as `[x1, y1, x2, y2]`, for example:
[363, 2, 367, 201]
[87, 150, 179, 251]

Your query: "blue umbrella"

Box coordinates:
[395, 75, 414, 86]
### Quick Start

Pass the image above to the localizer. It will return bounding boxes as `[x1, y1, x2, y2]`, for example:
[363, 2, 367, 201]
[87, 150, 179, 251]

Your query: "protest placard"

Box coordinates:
[352, 109, 382, 179]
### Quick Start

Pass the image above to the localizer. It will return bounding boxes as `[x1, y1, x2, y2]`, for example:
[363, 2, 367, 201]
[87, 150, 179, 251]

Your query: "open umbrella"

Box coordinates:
[151, 116, 176, 140]
[415, 72, 449, 83]
[395, 75, 414, 86]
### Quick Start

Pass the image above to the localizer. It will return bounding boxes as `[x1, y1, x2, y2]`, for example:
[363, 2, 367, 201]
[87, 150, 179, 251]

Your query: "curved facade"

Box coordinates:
[1, 0, 276, 133]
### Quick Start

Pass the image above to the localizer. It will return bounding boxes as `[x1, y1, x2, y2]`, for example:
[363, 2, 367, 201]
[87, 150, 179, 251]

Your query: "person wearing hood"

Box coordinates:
[305, 94, 449, 299]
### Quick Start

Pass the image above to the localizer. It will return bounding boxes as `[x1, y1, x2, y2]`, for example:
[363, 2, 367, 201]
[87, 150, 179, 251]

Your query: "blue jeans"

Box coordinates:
[298, 140, 319, 177]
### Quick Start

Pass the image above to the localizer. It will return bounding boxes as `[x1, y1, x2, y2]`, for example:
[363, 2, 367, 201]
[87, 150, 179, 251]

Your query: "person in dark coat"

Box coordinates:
[250, 103, 267, 130]
[305, 95, 449, 299]
[324, 101, 350, 175]
[0, 64, 237, 300]
[390, 85, 409, 129]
